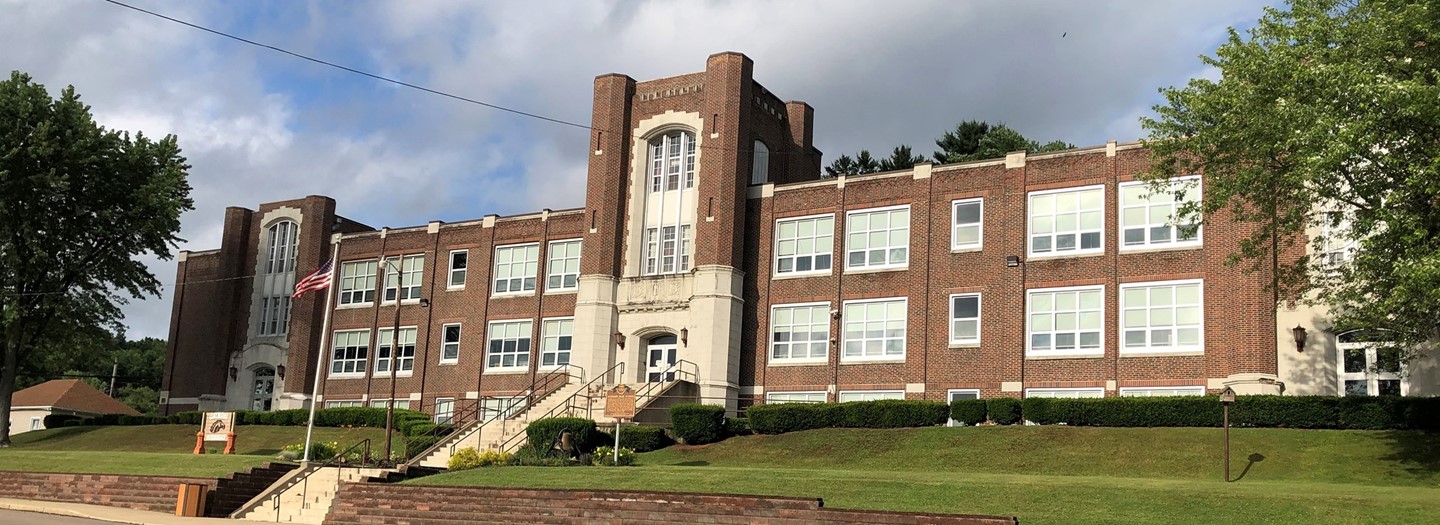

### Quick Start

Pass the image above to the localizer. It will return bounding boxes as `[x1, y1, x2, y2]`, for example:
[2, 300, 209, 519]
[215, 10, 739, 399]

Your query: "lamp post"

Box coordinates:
[1220, 386, 1236, 482]
[381, 257, 428, 464]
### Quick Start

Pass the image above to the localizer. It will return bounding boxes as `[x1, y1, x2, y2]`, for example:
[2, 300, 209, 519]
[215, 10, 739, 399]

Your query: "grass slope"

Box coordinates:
[414, 427, 1440, 525]
[0, 424, 396, 477]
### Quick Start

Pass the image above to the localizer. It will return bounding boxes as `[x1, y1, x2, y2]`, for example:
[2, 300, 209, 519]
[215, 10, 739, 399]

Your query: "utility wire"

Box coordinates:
[99, 0, 594, 131]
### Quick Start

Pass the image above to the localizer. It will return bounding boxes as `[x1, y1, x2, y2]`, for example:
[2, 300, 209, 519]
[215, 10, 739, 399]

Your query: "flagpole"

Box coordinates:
[302, 239, 341, 462]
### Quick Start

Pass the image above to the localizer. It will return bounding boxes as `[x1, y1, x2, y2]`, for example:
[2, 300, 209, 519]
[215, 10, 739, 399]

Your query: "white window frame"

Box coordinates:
[257, 296, 292, 336]
[338, 260, 377, 307]
[1119, 176, 1202, 251]
[1025, 387, 1105, 398]
[485, 319, 533, 372]
[368, 399, 412, 410]
[492, 243, 539, 296]
[448, 250, 468, 289]
[433, 397, 455, 424]
[751, 140, 770, 185]
[649, 131, 697, 192]
[545, 239, 582, 292]
[1118, 386, 1206, 397]
[1318, 212, 1358, 268]
[382, 254, 424, 303]
[951, 198, 984, 251]
[440, 323, 462, 364]
[1027, 185, 1105, 258]
[325, 400, 363, 408]
[264, 220, 299, 275]
[1119, 279, 1204, 355]
[375, 326, 418, 377]
[837, 390, 905, 402]
[948, 293, 981, 345]
[769, 302, 831, 365]
[1026, 285, 1105, 358]
[30, 417, 42, 431]
[946, 389, 982, 427]
[540, 317, 574, 369]
[764, 391, 827, 404]
[480, 396, 524, 420]
[774, 213, 835, 277]
[845, 205, 911, 271]
[329, 330, 370, 378]
[1338, 342, 1405, 396]
[840, 297, 908, 363]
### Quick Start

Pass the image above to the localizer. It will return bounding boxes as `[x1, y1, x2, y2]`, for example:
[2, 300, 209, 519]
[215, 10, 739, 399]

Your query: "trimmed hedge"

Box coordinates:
[525, 417, 602, 453]
[670, 403, 726, 444]
[948, 399, 986, 426]
[80, 407, 432, 430]
[986, 398, 1022, 425]
[1020, 395, 1440, 430]
[748, 400, 949, 435]
[616, 425, 673, 452]
[42, 414, 83, 428]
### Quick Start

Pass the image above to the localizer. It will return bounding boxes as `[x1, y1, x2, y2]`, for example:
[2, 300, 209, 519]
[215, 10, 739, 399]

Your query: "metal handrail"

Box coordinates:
[266, 438, 373, 522]
[498, 361, 626, 453]
[634, 359, 698, 406]
[404, 364, 584, 465]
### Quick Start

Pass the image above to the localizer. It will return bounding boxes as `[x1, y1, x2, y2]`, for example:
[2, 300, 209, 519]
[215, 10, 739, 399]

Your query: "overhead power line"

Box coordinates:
[99, 0, 595, 131]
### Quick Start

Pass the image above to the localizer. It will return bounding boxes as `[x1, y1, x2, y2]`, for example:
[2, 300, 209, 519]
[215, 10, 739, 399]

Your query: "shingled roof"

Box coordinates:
[12, 379, 141, 416]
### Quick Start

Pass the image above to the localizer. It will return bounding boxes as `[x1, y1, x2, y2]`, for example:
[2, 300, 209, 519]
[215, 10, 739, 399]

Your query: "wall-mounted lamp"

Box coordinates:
[680, 328, 689, 346]
[418, 298, 431, 308]
[276, 365, 286, 380]
[1291, 325, 1308, 352]
[1006, 255, 1022, 268]
[228, 366, 238, 382]
[614, 332, 627, 349]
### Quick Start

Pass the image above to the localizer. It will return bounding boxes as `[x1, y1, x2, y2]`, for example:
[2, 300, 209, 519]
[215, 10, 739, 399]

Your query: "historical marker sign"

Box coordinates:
[605, 385, 636, 420]
[202, 411, 235, 441]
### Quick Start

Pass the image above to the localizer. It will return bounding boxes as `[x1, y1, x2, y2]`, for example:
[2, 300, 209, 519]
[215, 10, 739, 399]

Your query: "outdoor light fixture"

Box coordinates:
[1006, 255, 1022, 267]
[229, 366, 238, 382]
[614, 332, 626, 348]
[680, 328, 689, 346]
[1291, 325, 1308, 352]
[276, 365, 286, 380]
[1220, 386, 1236, 482]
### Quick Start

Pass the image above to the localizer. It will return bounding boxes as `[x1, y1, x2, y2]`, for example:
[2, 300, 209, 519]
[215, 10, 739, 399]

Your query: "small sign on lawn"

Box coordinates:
[194, 411, 236, 454]
[605, 385, 636, 420]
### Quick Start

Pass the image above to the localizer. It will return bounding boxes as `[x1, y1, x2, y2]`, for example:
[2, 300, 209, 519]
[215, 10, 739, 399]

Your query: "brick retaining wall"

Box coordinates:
[325, 482, 1018, 524]
[0, 471, 216, 514]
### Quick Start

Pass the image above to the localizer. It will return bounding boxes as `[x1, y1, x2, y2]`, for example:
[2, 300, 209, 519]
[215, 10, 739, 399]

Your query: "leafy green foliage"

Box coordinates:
[748, 400, 949, 434]
[0, 71, 193, 445]
[1142, 0, 1440, 362]
[947, 399, 986, 426]
[616, 425, 672, 452]
[592, 446, 636, 466]
[985, 398, 1022, 425]
[1018, 395, 1439, 430]
[932, 121, 1072, 163]
[669, 403, 727, 444]
[448, 447, 483, 470]
[525, 417, 601, 453]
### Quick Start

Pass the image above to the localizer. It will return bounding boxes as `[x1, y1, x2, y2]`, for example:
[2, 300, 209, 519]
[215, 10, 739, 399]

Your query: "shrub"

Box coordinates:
[278, 440, 340, 461]
[948, 399, 986, 426]
[508, 445, 583, 467]
[986, 398, 1022, 425]
[404, 435, 442, 460]
[477, 449, 512, 467]
[168, 411, 203, 425]
[405, 423, 454, 439]
[748, 400, 948, 434]
[617, 425, 672, 452]
[748, 403, 838, 434]
[726, 416, 752, 436]
[526, 417, 601, 453]
[43, 414, 82, 429]
[1338, 396, 1405, 430]
[1404, 397, 1440, 430]
[448, 447, 483, 470]
[670, 404, 726, 444]
[1231, 396, 1339, 429]
[1021, 396, 1221, 427]
[116, 415, 165, 425]
[592, 446, 636, 466]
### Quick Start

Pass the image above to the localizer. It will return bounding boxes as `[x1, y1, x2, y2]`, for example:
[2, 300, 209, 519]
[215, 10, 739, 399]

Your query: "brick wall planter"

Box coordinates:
[0, 471, 216, 514]
[325, 482, 1018, 525]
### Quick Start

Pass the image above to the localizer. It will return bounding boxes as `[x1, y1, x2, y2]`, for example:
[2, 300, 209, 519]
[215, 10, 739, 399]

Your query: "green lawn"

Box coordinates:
[412, 426, 1440, 525]
[0, 424, 400, 477]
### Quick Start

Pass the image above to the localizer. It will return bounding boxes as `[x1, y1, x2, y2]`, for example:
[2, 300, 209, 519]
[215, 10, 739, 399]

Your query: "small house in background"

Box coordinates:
[8, 379, 141, 434]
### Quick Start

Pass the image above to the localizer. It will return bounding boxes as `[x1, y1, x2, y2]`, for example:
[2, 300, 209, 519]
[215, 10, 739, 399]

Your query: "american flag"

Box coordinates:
[292, 259, 334, 298]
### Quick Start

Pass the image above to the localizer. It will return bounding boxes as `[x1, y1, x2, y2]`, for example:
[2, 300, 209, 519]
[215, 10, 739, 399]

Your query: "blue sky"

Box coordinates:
[1, 0, 1274, 338]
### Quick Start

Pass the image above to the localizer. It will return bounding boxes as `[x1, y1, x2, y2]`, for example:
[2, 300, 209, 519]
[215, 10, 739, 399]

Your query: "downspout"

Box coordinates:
[831, 176, 847, 401]
[418, 224, 442, 412]
[368, 230, 390, 402]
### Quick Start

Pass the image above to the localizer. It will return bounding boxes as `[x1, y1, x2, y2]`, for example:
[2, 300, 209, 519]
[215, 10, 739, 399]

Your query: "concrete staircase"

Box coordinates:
[207, 462, 298, 517]
[236, 465, 389, 524]
[411, 380, 589, 468]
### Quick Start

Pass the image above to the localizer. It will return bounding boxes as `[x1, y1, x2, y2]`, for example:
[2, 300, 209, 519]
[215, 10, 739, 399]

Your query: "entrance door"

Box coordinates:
[251, 366, 275, 411]
[647, 335, 678, 382]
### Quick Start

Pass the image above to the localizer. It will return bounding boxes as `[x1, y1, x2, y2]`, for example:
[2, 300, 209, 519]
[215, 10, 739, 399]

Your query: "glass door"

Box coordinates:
[647, 335, 678, 382]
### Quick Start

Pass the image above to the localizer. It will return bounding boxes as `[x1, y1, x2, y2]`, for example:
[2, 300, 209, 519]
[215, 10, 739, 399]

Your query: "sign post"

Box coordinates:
[195, 412, 236, 455]
[604, 385, 637, 464]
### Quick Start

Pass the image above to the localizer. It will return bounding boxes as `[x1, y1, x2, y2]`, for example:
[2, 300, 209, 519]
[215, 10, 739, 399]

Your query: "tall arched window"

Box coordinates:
[265, 221, 298, 274]
[641, 131, 696, 275]
[751, 140, 769, 185]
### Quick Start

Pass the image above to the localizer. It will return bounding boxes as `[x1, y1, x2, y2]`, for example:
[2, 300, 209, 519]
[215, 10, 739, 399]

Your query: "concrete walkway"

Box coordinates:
[0, 499, 229, 525]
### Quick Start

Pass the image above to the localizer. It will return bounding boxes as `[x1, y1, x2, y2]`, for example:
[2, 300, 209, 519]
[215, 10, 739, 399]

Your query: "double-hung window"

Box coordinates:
[644, 226, 692, 274]
[486, 320, 532, 371]
[330, 330, 370, 376]
[949, 293, 981, 345]
[546, 240, 581, 291]
[448, 250, 468, 289]
[440, 323, 462, 364]
[1029, 186, 1103, 257]
[649, 131, 697, 191]
[326, 400, 363, 408]
[493, 244, 539, 295]
[433, 398, 454, 424]
[383, 254, 424, 302]
[1120, 177, 1201, 250]
[540, 317, 573, 367]
[257, 296, 291, 336]
[1318, 212, 1357, 268]
[375, 327, 417, 375]
[775, 214, 834, 276]
[338, 261, 377, 306]
[1120, 280, 1203, 354]
[841, 298, 907, 362]
[837, 390, 904, 402]
[845, 206, 910, 270]
[1026, 388, 1104, 399]
[951, 198, 983, 250]
[770, 303, 830, 364]
[1340, 342, 1402, 396]
[1119, 387, 1205, 397]
[765, 391, 826, 404]
[1027, 286, 1103, 357]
